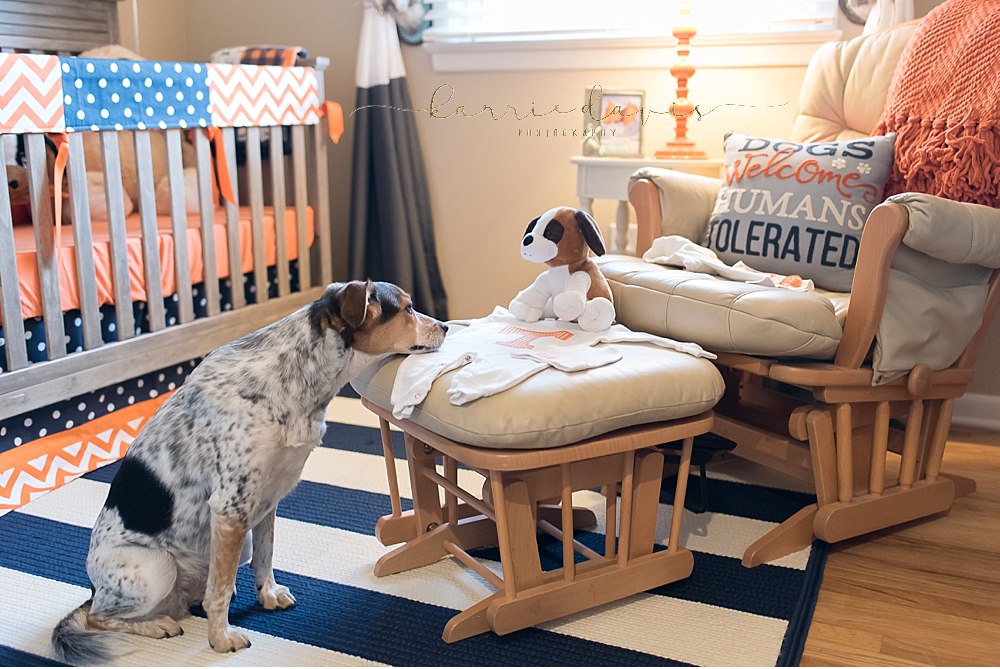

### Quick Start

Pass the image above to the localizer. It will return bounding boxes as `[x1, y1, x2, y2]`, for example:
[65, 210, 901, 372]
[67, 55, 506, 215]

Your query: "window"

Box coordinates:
[423, 0, 839, 44]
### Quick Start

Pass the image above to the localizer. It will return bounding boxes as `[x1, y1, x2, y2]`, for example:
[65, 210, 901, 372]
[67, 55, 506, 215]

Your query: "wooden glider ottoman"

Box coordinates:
[351, 338, 724, 642]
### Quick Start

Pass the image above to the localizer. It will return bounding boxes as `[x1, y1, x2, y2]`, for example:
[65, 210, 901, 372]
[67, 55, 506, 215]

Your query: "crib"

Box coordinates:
[0, 0, 337, 427]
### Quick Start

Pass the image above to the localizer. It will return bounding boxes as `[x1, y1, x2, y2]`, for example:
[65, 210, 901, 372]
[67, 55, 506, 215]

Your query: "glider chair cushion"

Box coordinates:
[598, 254, 847, 359]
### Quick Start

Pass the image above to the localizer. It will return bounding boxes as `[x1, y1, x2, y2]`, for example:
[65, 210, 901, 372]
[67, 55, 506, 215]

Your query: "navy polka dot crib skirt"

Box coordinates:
[0, 359, 198, 453]
[0, 262, 300, 374]
[1, 261, 300, 447]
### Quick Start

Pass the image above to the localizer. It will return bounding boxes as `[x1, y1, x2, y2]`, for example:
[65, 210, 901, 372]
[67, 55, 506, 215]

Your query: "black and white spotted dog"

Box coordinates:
[52, 280, 447, 663]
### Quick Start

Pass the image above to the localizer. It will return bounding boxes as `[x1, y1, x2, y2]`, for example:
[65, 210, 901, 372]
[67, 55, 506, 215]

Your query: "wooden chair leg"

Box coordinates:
[869, 401, 891, 496]
[742, 504, 818, 568]
[808, 409, 839, 506]
[835, 403, 854, 502]
[742, 409, 832, 567]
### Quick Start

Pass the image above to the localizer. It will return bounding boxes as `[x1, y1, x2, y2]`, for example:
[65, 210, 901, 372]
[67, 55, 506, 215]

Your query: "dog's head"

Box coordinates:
[309, 280, 447, 355]
[519, 206, 606, 267]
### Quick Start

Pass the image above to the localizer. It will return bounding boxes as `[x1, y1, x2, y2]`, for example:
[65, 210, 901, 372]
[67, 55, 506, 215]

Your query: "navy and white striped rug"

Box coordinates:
[0, 396, 825, 666]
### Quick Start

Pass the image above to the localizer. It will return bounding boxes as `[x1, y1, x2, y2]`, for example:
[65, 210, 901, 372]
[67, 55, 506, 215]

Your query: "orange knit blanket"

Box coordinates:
[874, 0, 1000, 207]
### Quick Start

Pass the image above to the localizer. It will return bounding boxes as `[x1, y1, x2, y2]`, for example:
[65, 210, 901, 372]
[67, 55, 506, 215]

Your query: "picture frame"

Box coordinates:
[582, 87, 644, 158]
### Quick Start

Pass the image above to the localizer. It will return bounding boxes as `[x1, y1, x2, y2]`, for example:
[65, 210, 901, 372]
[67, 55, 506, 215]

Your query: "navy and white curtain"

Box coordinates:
[349, 1, 448, 320]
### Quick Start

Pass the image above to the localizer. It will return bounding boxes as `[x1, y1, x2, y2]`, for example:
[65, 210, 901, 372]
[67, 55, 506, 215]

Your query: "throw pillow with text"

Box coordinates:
[707, 132, 896, 292]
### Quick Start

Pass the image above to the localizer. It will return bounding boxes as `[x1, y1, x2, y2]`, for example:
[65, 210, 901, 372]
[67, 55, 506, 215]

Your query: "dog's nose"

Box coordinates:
[523, 234, 533, 246]
[440, 323, 449, 333]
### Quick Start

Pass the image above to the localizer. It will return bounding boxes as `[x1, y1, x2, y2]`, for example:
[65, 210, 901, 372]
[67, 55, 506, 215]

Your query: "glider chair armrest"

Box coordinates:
[836, 194, 1000, 374]
[629, 167, 723, 257]
[834, 202, 909, 368]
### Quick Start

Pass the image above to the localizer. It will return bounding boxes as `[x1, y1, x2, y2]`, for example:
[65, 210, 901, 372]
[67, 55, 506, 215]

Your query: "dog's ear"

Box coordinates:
[575, 209, 606, 256]
[338, 280, 371, 329]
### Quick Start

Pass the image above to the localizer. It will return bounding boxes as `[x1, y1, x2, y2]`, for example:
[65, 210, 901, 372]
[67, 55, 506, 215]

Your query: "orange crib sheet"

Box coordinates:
[8, 207, 314, 323]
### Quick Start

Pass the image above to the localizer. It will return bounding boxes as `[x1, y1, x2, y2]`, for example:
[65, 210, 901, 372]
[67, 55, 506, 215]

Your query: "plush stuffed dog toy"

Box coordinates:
[509, 206, 616, 331]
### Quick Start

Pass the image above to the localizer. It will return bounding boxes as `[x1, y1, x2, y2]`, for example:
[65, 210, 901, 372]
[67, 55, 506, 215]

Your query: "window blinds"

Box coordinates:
[423, 0, 838, 43]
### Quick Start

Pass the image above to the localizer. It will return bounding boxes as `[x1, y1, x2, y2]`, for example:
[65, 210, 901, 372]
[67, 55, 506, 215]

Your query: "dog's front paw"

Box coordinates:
[553, 291, 586, 321]
[577, 297, 615, 332]
[209, 626, 252, 653]
[258, 583, 297, 610]
[509, 300, 543, 323]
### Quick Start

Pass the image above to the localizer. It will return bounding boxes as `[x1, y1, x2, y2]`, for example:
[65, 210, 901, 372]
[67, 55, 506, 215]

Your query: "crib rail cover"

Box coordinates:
[0, 54, 322, 134]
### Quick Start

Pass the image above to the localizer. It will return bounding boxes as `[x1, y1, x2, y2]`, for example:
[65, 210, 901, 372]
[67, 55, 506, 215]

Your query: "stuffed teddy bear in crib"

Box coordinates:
[509, 206, 616, 332]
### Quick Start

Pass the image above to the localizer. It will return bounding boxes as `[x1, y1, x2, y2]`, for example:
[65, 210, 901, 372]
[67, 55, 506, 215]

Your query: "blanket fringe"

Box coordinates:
[876, 116, 1000, 208]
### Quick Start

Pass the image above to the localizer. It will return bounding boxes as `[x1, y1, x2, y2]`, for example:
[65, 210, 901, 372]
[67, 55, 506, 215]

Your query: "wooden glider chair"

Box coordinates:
[597, 18, 1000, 566]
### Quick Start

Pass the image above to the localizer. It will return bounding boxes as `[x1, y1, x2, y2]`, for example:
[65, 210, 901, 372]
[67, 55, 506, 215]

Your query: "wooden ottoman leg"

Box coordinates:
[491, 472, 544, 596]
[486, 449, 693, 637]
[665, 438, 691, 553]
[537, 505, 598, 531]
[374, 434, 448, 577]
[375, 417, 416, 546]
[628, 449, 665, 559]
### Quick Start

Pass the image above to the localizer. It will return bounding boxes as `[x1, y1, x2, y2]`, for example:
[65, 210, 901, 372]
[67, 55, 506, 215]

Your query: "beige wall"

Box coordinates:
[399, 49, 806, 318]
[117, 0, 188, 61]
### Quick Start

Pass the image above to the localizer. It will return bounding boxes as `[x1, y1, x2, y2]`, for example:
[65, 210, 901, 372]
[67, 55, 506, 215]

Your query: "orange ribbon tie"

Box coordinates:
[317, 101, 344, 144]
[205, 127, 236, 205]
[50, 133, 69, 250]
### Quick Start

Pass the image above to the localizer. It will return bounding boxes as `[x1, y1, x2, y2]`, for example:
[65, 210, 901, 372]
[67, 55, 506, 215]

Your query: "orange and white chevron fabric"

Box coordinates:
[0, 393, 172, 515]
[0, 53, 65, 133]
[207, 63, 320, 127]
[0, 55, 332, 134]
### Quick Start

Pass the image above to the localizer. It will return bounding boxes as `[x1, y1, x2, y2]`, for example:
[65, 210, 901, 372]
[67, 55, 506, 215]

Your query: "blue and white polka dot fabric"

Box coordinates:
[60, 59, 212, 132]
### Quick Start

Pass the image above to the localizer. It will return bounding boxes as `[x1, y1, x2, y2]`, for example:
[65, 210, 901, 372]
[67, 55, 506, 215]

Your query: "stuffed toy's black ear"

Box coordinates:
[575, 209, 606, 256]
[338, 280, 372, 329]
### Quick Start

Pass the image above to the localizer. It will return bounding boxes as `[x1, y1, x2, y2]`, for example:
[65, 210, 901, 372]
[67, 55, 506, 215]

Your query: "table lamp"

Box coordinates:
[656, 0, 707, 159]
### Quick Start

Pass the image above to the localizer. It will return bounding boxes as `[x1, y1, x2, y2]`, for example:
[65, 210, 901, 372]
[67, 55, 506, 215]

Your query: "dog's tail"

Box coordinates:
[51, 601, 122, 665]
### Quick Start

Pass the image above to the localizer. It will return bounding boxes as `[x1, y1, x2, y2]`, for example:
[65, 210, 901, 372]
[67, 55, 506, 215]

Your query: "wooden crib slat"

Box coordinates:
[100, 131, 135, 341]
[311, 120, 332, 286]
[292, 126, 310, 289]
[133, 130, 166, 332]
[0, 157, 29, 371]
[245, 127, 269, 303]
[194, 129, 220, 316]
[25, 134, 66, 360]
[269, 126, 290, 296]
[223, 128, 245, 310]
[66, 132, 103, 350]
[165, 129, 194, 324]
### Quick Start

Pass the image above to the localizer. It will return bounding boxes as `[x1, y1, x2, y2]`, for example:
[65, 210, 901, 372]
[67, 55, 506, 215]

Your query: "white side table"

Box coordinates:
[571, 156, 723, 254]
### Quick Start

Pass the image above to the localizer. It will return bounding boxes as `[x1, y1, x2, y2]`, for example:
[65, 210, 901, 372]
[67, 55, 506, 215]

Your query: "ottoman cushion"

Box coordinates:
[352, 329, 723, 450]
[598, 254, 849, 359]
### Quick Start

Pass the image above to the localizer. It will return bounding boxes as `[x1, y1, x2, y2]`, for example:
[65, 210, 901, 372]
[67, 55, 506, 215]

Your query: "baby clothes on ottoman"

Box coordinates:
[390, 307, 714, 419]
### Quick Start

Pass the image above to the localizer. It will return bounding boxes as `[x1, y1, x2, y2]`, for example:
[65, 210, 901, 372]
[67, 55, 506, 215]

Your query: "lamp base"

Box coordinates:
[655, 140, 707, 160]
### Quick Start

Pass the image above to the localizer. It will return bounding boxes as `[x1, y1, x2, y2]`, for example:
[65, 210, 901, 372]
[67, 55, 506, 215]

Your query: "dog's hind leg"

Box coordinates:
[251, 507, 296, 610]
[87, 544, 185, 639]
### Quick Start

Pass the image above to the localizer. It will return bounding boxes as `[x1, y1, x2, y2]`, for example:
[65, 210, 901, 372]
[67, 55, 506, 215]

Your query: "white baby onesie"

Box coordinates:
[389, 307, 714, 419]
[643, 235, 816, 291]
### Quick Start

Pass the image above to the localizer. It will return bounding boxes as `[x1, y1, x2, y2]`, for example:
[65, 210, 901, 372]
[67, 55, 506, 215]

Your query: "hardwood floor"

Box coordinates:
[801, 428, 1000, 667]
